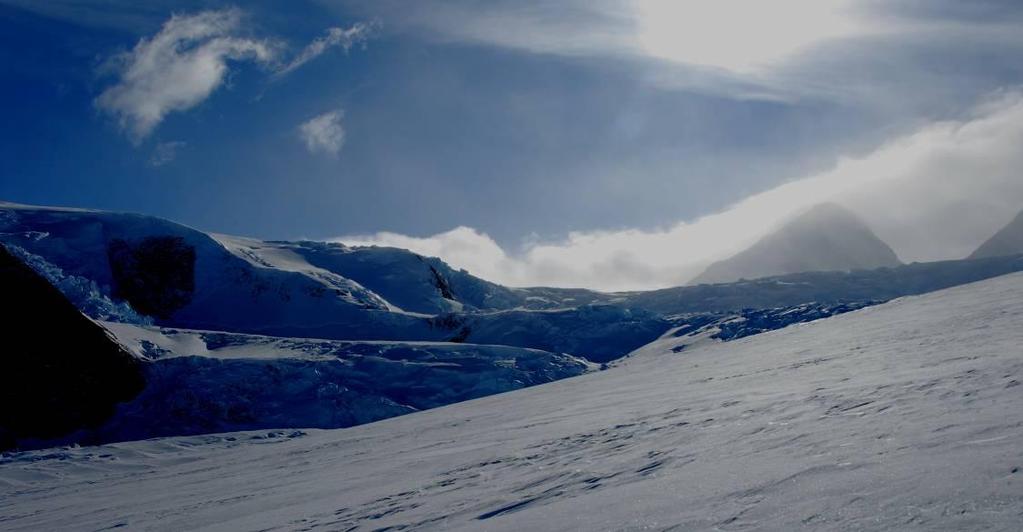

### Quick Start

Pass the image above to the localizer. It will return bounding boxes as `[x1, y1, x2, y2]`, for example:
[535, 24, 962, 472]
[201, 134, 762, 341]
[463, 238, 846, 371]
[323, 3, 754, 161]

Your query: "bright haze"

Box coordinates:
[3, 0, 1023, 290]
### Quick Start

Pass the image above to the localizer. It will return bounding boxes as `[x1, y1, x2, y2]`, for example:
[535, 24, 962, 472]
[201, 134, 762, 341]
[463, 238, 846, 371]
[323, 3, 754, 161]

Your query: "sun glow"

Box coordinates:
[633, 0, 864, 73]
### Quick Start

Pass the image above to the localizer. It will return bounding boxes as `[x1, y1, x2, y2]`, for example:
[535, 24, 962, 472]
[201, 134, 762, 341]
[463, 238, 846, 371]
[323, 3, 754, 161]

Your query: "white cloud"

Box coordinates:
[336, 92, 1023, 291]
[148, 140, 186, 167]
[343, 226, 512, 277]
[299, 109, 346, 156]
[276, 23, 373, 77]
[633, 0, 867, 73]
[95, 9, 275, 142]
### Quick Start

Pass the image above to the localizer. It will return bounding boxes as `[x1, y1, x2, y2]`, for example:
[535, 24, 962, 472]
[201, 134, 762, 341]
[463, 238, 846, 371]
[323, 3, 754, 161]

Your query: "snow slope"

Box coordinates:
[431, 305, 670, 364]
[3, 273, 1022, 530]
[36, 323, 593, 446]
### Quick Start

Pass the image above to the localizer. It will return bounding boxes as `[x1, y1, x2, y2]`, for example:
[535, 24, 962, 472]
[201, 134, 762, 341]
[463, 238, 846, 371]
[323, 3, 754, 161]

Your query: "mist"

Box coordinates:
[338, 92, 1023, 291]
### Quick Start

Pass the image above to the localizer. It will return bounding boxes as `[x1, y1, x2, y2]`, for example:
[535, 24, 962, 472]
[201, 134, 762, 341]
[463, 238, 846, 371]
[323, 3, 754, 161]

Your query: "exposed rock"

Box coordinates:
[0, 244, 144, 450]
[107, 236, 196, 319]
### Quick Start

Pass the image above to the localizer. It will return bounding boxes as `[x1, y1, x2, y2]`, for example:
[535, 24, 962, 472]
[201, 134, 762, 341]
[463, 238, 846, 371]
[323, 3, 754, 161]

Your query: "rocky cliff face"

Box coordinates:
[0, 244, 144, 450]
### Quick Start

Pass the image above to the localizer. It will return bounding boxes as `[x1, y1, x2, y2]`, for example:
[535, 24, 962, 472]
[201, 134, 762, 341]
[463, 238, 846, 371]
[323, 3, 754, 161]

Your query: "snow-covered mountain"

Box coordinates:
[0, 203, 669, 448]
[7, 202, 1021, 340]
[4, 272, 1021, 530]
[212, 235, 597, 315]
[7, 201, 1023, 451]
[0, 203, 402, 335]
[969, 208, 1023, 260]
[2, 219, 600, 449]
[691, 203, 902, 285]
[0, 203, 664, 362]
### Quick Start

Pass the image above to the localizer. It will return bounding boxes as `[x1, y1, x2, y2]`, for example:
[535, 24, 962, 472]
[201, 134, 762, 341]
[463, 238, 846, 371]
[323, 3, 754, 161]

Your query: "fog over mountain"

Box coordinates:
[691, 203, 901, 285]
[970, 209, 1023, 260]
[341, 94, 1023, 291]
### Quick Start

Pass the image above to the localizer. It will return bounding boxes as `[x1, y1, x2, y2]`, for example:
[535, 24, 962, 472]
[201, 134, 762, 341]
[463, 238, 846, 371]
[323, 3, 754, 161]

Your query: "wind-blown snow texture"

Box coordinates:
[3, 274, 1022, 530]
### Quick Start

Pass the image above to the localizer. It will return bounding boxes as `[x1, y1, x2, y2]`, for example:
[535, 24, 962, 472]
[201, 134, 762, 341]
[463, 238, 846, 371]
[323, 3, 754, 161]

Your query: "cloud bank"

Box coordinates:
[299, 109, 346, 156]
[337, 92, 1023, 291]
[95, 9, 275, 142]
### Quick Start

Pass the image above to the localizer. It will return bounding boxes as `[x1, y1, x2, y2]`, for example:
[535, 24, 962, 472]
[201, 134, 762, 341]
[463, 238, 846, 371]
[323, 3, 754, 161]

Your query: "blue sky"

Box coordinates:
[3, 1, 1023, 289]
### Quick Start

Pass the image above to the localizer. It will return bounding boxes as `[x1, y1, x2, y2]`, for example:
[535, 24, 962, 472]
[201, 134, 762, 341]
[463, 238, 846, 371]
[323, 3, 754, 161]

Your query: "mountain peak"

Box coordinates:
[968, 209, 1023, 260]
[691, 203, 901, 285]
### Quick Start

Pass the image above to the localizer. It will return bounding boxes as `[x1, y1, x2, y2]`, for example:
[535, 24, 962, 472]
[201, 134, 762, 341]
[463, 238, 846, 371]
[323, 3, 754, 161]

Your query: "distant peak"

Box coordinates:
[691, 203, 900, 285]
[968, 208, 1023, 260]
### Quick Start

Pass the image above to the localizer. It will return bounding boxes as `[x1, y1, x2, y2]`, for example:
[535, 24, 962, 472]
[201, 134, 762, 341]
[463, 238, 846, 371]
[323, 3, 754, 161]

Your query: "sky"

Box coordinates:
[2, 1, 1023, 290]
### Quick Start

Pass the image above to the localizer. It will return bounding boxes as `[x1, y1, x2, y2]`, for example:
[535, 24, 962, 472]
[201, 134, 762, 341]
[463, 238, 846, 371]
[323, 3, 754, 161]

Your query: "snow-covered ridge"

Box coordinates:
[0, 204, 672, 449]
[6, 201, 1023, 450]
[0, 204, 671, 362]
[5, 202, 1023, 332]
[4, 272, 1022, 530]
[211, 234, 399, 311]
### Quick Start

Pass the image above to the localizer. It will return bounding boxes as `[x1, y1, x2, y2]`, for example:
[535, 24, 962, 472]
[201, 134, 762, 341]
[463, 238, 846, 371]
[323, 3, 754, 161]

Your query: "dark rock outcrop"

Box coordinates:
[0, 244, 145, 450]
[107, 236, 196, 319]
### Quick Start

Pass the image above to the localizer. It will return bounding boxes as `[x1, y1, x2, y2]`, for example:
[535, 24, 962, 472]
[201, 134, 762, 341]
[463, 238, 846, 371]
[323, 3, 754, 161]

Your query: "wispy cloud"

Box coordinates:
[276, 22, 374, 77]
[299, 109, 346, 156]
[335, 1, 870, 77]
[95, 9, 275, 142]
[337, 0, 1023, 103]
[148, 140, 186, 167]
[337, 92, 1023, 291]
